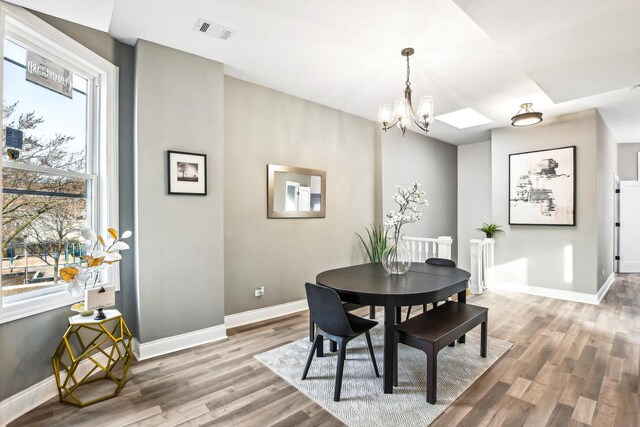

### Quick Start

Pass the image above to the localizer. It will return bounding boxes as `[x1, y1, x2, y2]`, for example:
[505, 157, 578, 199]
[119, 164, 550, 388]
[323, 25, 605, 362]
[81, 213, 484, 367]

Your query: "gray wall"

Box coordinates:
[380, 129, 458, 263]
[135, 40, 224, 342]
[491, 110, 599, 294]
[457, 141, 492, 271]
[223, 76, 377, 315]
[595, 112, 617, 289]
[617, 143, 640, 181]
[0, 10, 137, 402]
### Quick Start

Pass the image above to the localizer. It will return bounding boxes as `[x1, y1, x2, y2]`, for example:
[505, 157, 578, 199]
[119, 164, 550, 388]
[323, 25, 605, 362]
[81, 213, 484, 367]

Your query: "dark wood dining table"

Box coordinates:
[316, 262, 471, 393]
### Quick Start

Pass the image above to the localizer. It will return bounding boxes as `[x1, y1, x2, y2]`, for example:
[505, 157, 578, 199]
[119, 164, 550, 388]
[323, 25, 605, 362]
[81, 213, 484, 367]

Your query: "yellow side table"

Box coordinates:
[52, 309, 133, 407]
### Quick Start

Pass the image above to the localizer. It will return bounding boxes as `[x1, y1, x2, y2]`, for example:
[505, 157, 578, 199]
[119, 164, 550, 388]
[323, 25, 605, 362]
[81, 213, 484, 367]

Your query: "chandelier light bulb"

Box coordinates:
[378, 104, 392, 124]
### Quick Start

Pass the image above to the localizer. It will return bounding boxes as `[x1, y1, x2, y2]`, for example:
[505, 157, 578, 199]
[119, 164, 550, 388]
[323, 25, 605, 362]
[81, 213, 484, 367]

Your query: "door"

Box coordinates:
[284, 181, 299, 211]
[298, 186, 311, 211]
[619, 181, 640, 273]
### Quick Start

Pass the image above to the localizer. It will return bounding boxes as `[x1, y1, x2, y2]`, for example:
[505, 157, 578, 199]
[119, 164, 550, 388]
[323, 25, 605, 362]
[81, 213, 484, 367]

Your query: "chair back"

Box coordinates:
[305, 283, 353, 337]
[426, 257, 456, 267]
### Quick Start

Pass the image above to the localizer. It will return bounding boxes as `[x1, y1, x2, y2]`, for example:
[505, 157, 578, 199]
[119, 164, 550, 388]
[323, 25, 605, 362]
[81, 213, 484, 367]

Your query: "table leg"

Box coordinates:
[458, 290, 466, 343]
[384, 303, 395, 393]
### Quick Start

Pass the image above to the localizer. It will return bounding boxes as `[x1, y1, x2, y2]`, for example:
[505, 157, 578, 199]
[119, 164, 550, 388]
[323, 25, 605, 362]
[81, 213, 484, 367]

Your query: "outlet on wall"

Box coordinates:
[254, 286, 265, 297]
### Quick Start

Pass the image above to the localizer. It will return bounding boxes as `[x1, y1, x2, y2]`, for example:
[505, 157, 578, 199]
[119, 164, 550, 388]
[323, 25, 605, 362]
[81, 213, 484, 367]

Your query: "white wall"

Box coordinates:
[224, 77, 377, 315]
[457, 141, 492, 271]
[491, 110, 598, 294]
[617, 143, 640, 181]
[381, 129, 458, 262]
[135, 40, 225, 342]
[596, 112, 617, 289]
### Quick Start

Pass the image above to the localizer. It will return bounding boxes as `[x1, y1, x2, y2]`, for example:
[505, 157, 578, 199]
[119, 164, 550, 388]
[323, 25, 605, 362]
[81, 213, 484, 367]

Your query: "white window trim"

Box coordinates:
[0, 3, 119, 324]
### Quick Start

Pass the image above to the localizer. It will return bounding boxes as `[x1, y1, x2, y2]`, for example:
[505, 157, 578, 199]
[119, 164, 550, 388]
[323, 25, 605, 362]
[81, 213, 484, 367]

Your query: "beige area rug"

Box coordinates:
[255, 318, 511, 426]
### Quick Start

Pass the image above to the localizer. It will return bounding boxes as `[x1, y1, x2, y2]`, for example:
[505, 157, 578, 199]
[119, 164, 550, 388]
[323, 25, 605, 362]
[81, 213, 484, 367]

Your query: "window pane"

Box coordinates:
[2, 168, 89, 300]
[3, 39, 88, 173]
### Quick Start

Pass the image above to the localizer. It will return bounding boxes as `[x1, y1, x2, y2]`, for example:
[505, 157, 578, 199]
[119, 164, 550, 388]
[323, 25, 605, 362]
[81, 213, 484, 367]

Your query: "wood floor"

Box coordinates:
[10, 274, 640, 427]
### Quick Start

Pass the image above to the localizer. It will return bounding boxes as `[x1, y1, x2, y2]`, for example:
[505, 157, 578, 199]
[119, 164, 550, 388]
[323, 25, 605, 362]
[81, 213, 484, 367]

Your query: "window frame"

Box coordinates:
[0, 3, 119, 324]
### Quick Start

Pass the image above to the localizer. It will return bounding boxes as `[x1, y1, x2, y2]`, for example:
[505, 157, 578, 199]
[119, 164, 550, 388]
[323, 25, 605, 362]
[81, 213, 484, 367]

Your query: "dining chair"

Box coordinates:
[302, 282, 380, 401]
[405, 258, 457, 321]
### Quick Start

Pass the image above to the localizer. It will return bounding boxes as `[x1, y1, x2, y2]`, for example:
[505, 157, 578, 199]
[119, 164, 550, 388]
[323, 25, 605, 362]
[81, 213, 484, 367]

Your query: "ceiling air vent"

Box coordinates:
[193, 19, 235, 41]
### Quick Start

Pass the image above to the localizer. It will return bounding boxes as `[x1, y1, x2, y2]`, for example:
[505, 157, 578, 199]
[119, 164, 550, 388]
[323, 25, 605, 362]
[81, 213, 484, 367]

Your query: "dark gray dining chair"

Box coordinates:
[302, 282, 380, 401]
[405, 258, 456, 321]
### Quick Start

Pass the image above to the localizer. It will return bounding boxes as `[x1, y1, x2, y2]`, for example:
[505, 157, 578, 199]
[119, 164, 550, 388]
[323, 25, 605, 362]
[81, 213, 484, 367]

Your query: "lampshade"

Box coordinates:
[378, 104, 392, 124]
[416, 95, 434, 123]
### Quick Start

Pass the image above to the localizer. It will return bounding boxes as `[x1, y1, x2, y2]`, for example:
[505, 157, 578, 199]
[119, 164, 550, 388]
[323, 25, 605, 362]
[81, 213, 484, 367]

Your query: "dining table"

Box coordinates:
[316, 262, 471, 393]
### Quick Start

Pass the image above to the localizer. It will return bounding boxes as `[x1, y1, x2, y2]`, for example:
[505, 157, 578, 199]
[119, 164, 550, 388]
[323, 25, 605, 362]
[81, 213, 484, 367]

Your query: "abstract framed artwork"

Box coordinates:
[167, 150, 207, 195]
[509, 146, 576, 226]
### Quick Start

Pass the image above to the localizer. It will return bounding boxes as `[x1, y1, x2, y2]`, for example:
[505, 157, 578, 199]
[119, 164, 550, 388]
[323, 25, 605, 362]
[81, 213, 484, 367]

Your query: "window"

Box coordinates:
[0, 4, 118, 323]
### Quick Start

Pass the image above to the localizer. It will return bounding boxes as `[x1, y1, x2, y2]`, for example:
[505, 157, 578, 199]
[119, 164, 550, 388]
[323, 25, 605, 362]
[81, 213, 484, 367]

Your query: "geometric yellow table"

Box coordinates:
[52, 309, 133, 407]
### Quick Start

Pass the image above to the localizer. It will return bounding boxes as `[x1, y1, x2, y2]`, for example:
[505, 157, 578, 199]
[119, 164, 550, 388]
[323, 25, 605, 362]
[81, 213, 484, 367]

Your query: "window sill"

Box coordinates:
[0, 286, 118, 325]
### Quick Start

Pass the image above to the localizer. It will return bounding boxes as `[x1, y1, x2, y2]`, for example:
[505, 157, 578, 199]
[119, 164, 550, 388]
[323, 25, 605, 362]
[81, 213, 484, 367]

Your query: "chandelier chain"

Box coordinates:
[405, 55, 411, 88]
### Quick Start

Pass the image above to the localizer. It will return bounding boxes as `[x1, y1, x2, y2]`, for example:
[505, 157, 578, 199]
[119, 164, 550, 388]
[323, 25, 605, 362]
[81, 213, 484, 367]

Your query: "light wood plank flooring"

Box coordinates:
[10, 274, 640, 426]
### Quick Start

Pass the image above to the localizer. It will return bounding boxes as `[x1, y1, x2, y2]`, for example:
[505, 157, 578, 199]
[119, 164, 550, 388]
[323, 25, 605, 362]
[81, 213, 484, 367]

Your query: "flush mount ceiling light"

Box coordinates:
[511, 103, 543, 127]
[378, 48, 433, 136]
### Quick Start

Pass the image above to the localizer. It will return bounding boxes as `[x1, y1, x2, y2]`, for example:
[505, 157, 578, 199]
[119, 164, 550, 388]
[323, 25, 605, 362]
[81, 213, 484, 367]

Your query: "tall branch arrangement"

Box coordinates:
[384, 182, 428, 244]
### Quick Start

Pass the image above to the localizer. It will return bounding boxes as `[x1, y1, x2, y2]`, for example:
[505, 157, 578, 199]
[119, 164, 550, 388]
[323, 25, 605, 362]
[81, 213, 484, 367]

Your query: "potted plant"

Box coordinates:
[356, 224, 388, 263]
[477, 223, 503, 239]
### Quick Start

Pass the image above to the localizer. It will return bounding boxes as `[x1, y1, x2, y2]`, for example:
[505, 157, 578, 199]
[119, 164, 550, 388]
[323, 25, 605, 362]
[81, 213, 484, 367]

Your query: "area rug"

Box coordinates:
[255, 318, 511, 427]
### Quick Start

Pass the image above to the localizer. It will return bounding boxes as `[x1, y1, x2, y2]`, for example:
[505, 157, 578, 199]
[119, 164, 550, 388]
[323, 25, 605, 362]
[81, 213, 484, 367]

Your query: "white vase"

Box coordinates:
[382, 239, 412, 275]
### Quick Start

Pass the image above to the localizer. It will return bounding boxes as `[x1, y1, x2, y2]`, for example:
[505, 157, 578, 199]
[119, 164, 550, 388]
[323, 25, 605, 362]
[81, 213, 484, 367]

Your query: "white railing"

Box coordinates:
[402, 236, 453, 263]
[470, 238, 494, 294]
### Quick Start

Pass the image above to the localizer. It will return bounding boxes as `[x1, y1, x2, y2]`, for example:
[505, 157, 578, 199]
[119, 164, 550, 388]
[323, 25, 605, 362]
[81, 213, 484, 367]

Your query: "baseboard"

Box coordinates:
[135, 324, 227, 361]
[490, 275, 615, 305]
[596, 273, 616, 304]
[224, 299, 308, 329]
[0, 348, 111, 426]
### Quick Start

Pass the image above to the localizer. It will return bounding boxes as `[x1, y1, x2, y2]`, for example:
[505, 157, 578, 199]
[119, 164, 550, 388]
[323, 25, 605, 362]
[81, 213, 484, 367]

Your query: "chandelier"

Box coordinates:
[378, 48, 434, 136]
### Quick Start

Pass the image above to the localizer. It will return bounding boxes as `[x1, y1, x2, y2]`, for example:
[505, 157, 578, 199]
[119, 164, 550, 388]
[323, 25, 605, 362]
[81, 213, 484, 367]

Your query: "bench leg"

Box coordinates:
[330, 340, 337, 353]
[334, 339, 348, 401]
[426, 346, 437, 404]
[448, 341, 456, 347]
[457, 291, 466, 344]
[481, 320, 487, 358]
[422, 303, 427, 312]
[369, 305, 376, 319]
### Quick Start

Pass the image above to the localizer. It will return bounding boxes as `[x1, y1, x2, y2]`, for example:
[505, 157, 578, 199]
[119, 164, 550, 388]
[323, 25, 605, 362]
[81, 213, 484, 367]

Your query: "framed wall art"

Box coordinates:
[509, 146, 576, 226]
[167, 150, 207, 195]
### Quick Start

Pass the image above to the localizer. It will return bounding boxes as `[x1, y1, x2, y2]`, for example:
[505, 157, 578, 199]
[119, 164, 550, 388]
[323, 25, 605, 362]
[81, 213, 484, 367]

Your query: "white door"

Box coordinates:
[619, 181, 640, 272]
[298, 186, 311, 211]
[284, 181, 299, 211]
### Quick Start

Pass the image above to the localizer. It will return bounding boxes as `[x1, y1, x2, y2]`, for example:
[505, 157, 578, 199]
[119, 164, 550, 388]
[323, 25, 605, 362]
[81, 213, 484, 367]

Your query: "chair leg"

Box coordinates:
[302, 335, 322, 380]
[330, 340, 337, 353]
[316, 334, 324, 357]
[334, 339, 348, 402]
[309, 319, 315, 342]
[364, 331, 380, 377]
[395, 306, 402, 323]
[405, 305, 412, 321]
[369, 305, 376, 319]
[426, 346, 438, 404]
[481, 320, 487, 358]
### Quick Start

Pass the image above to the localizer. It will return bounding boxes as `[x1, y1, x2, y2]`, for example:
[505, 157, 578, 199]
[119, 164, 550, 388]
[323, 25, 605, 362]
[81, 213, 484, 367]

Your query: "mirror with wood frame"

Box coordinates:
[267, 164, 326, 218]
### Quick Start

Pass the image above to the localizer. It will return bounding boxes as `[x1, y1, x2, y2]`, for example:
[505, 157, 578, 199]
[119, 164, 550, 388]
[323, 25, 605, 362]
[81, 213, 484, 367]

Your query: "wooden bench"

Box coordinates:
[393, 301, 488, 403]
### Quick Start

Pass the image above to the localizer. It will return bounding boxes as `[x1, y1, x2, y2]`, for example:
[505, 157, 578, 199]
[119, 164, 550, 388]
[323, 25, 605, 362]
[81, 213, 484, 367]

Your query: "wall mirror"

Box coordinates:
[267, 164, 326, 218]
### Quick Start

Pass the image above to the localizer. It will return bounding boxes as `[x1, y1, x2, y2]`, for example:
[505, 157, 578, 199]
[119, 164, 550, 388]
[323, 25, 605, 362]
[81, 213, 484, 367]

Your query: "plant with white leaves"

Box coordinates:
[384, 181, 428, 244]
[60, 227, 132, 297]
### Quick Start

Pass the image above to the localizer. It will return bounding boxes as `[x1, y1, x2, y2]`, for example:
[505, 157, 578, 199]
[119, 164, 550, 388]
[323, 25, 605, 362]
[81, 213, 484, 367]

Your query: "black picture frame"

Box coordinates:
[508, 145, 576, 226]
[167, 150, 207, 195]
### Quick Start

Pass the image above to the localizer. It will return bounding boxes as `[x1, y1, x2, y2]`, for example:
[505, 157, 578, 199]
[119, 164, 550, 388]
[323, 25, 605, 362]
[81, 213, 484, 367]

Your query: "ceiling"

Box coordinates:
[8, 0, 640, 145]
